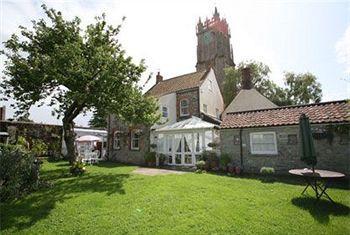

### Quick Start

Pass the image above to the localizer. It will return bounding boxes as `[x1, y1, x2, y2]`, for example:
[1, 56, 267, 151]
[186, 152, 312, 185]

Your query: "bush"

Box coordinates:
[0, 144, 40, 201]
[220, 153, 231, 170]
[144, 151, 156, 165]
[260, 167, 275, 175]
[195, 160, 206, 170]
[70, 161, 86, 176]
[31, 139, 48, 157]
[202, 150, 219, 170]
[48, 153, 63, 162]
[158, 153, 166, 166]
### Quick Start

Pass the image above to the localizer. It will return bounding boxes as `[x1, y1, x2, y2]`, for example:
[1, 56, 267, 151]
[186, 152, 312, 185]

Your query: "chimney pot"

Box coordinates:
[156, 71, 163, 84]
[241, 67, 253, 90]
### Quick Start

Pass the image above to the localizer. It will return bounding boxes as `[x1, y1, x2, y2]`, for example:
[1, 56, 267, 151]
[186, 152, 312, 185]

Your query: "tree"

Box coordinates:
[1, 5, 159, 163]
[89, 109, 107, 128]
[223, 60, 322, 107]
[283, 72, 322, 105]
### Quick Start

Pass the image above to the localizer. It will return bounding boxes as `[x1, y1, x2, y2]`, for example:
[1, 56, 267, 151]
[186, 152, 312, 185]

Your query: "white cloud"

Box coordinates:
[336, 25, 350, 73]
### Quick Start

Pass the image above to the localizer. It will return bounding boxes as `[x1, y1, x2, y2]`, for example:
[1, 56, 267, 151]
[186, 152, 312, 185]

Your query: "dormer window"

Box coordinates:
[162, 106, 168, 118]
[180, 99, 189, 116]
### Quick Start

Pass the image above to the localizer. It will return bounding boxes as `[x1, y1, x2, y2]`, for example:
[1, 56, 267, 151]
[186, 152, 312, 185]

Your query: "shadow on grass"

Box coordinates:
[95, 161, 137, 168]
[291, 196, 350, 224]
[223, 173, 350, 190]
[0, 172, 129, 232]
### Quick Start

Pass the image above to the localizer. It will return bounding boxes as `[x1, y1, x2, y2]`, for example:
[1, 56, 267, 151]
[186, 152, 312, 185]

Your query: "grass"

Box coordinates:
[1, 161, 349, 234]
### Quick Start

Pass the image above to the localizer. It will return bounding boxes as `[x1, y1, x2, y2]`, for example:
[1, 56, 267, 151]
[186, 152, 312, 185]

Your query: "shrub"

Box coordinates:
[220, 153, 231, 170]
[202, 150, 219, 170]
[195, 160, 206, 170]
[70, 161, 86, 176]
[144, 151, 156, 165]
[158, 153, 166, 166]
[31, 139, 48, 157]
[260, 167, 275, 175]
[0, 144, 40, 201]
[48, 153, 63, 162]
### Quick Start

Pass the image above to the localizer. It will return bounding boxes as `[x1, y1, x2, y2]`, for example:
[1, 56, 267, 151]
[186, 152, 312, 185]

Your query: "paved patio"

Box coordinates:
[132, 167, 188, 176]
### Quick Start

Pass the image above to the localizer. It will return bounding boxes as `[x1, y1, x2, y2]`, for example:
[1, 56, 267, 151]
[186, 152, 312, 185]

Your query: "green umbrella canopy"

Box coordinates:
[299, 113, 317, 167]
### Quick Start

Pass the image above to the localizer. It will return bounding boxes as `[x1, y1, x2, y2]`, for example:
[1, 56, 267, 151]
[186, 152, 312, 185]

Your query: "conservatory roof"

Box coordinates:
[155, 116, 218, 132]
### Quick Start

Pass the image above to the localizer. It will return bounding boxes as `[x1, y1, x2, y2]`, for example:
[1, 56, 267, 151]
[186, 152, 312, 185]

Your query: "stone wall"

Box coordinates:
[176, 88, 200, 121]
[220, 124, 350, 175]
[107, 116, 150, 165]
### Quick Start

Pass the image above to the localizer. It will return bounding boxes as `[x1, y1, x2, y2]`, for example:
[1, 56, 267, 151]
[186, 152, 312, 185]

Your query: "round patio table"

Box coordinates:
[289, 169, 345, 203]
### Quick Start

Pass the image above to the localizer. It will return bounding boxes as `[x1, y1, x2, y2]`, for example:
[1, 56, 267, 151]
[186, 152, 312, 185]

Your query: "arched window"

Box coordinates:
[180, 99, 189, 117]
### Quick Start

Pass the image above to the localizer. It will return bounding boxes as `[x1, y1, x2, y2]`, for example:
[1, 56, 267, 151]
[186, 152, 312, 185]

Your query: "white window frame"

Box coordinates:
[131, 131, 140, 150]
[203, 104, 208, 113]
[180, 99, 189, 117]
[249, 132, 278, 155]
[162, 106, 168, 118]
[113, 131, 121, 150]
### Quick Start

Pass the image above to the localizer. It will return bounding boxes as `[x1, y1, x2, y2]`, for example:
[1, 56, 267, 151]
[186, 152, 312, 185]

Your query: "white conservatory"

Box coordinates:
[151, 116, 220, 166]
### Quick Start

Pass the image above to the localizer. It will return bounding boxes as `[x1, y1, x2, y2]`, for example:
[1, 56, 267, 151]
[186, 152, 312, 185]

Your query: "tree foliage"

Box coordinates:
[223, 60, 322, 107]
[89, 109, 107, 128]
[1, 5, 159, 162]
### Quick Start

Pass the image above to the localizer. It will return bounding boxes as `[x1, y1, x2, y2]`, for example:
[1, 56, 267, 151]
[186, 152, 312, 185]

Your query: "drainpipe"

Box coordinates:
[239, 128, 243, 169]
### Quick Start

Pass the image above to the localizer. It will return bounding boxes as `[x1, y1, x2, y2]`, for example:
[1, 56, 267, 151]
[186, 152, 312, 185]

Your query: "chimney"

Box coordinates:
[156, 72, 163, 84]
[241, 67, 253, 90]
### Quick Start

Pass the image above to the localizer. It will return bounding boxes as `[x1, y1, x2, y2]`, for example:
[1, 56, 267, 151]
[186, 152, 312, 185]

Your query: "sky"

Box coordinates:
[1, 0, 349, 126]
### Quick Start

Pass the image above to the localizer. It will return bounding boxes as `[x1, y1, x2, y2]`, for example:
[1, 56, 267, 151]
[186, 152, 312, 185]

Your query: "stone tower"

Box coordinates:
[196, 7, 235, 91]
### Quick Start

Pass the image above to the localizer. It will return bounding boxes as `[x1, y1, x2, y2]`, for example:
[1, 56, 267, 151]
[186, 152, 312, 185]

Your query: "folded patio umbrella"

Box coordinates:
[299, 113, 317, 172]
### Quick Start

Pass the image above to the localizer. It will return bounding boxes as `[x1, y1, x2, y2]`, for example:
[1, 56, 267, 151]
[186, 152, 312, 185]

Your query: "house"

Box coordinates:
[107, 8, 233, 166]
[220, 100, 350, 175]
[107, 68, 224, 166]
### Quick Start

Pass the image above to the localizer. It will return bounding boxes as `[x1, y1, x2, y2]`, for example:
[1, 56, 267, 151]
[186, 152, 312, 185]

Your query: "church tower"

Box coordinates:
[196, 7, 235, 91]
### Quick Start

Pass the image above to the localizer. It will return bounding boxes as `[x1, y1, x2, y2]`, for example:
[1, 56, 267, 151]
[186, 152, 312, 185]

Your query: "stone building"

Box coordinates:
[107, 68, 223, 166]
[196, 7, 235, 91]
[220, 100, 350, 175]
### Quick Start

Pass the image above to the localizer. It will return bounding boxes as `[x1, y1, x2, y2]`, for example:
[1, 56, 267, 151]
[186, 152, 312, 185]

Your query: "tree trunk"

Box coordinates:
[63, 120, 76, 164]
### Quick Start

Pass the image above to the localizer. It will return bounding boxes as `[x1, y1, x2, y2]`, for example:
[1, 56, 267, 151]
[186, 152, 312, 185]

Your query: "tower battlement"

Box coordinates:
[197, 8, 230, 37]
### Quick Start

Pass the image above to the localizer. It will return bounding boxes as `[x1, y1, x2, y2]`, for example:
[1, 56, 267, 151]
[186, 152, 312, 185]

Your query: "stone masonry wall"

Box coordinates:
[220, 124, 350, 175]
[176, 88, 200, 121]
[107, 116, 149, 165]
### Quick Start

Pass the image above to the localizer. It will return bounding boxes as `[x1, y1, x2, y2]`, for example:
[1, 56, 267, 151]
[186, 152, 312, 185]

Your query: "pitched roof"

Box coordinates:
[155, 116, 218, 132]
[224, 88, 278, 114]
[146, 70, 208, 97]
[221, 100, 349, 129]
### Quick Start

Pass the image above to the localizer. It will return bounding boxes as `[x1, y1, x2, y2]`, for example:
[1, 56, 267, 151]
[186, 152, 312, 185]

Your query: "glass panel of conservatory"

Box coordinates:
[194, 132, 203, 153]
[167, 154, 173, 164]
[175, 134, 182, 153]
[175, 154, 181, 164]
[157, 134, 165, 153]
[205, 131, 212, 150]
[195, 154, 201, 163]
[184, 154, 192, 164]
[183, 133, 192, 153]
[165, 135, 173, 153]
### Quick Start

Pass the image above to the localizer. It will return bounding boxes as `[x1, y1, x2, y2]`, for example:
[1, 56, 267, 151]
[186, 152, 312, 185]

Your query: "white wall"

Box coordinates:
[151, 92, 177, 129]
[199, 69, 224, 118]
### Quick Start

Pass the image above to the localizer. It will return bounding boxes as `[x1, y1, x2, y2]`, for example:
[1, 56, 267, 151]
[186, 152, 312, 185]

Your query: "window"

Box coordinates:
[209, 80, 213, 91]
[113, 132, 121, 150]
[180, 99, 189, 116]
[131, 131, 140, 150]
[250, 132, 277, 155]
[162, 106, 168, 118]
[216, 108, 220, 119]
[203, 104, 208, 113]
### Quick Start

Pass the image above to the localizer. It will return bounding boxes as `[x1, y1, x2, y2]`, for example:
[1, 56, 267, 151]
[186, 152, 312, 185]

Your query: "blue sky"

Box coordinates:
[1, 0, 349, 126]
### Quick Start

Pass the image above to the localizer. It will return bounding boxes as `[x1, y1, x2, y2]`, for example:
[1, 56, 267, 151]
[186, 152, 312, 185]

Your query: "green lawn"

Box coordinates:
[1, 161, 349, 234]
